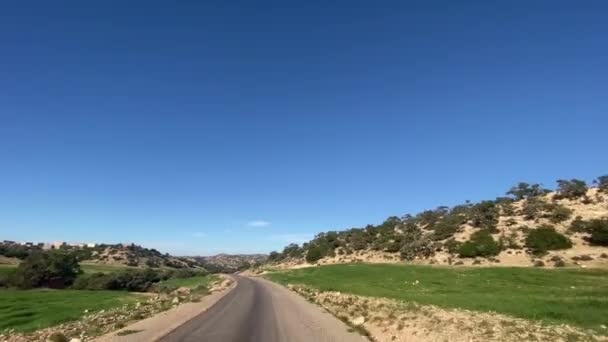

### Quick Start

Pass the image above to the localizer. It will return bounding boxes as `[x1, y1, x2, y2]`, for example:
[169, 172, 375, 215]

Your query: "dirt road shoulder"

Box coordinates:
[94, 275, 236, 342]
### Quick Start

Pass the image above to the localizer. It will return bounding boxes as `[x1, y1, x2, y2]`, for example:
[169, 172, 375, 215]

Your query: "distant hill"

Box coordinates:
[268, 175, 608, 269]
[0, 241, 267, 272]
[192, 254, 268, 273]
[0, 242, 205, 269]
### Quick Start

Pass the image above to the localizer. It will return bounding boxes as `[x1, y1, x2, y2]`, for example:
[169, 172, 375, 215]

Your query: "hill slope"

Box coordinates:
[269, 176, 608, 268]
[192, 254, 268, 273]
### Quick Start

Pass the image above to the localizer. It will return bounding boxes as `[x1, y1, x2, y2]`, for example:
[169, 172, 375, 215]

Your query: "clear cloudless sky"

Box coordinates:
[1, 1, 606, 255]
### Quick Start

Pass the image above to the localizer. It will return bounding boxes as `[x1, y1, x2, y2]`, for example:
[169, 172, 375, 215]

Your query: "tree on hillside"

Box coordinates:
[507, 182, 549, 200]
[13, 251, 81, 289]
[267, 251, 283, 262]
[305, 244, 324, 263]
[525, 225, 572, 255]
[458, 229, 500, 258]
[521, 197, 549, 220]
[594, 175, 608, 193]
[586, 219, 608, 246]
[556, 179, 588, 199]
[469, 201, 500, 232]
[282, 243, 303, 258]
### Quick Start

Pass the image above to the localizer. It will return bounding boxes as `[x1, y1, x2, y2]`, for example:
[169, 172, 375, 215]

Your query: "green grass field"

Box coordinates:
[266, 264, 608, 332]
[80, 263, 137, 274]
[0, 264, 16, 275]
[0, 289, 140, 332]
[0, 263, 133, 275]
[157, 274, 219, 289]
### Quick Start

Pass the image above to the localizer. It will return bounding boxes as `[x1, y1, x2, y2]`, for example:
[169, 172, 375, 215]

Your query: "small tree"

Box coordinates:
[521, 198, 548, 220]
[468, 201, 499, 232]
[458, 230, 500, 258]
[14, 251, 81, 289]
[507, 182, 549, 200]
[587, 218, 608, 246]
[305, 245, 323, 263]
[525, 225, 572, 255]
[595, 175, 608, 193]
[546, 204, 573, 223]
[556, 179, 588, 199]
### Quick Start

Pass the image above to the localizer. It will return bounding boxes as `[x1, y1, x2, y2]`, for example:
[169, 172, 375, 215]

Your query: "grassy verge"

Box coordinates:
[265, 264, 608, 332]
[0, 289, 140, 332]
[157, 274, 219, 289]
[80, 263, 138, 274]
[0, 264, 16, 275]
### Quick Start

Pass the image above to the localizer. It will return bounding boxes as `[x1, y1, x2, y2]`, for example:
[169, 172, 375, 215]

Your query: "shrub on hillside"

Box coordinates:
[546, 204, 573, 223]
[72, 267, 206, 291]
[555, 179, 588, 199]
[267, 251, 283, 262]
[13, 251, 81, 289]
[399, 238, 436, 261]
[458, 230, 500, 258]
[568, 216, 589, 233]
[499, 201, 516, 216]
[586, 218, 608, 246]
[0, 243, 39, 260]
[499, 231, 521, 250]
[431, 215, 464, 241]
[416, 208, 446, 229]
[521, 198, 548, 220]
[469, 201, 500, 232]
[595, 175, 608, 193]
[525, 225, 572, 255]
[443, 238, 461, 253]
[507, 182, 549, 200]
[305, 245, 324, 263]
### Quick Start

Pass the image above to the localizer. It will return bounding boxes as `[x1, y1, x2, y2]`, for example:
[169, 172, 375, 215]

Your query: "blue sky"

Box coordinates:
[1, 1, 606, 255]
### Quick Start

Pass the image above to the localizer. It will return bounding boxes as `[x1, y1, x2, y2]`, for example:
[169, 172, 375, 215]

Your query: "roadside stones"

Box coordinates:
[69, 339, 82, 342]
[351, 316, 365, 326]
[172, 297, 180, 304]
[175, 287, 191, 295]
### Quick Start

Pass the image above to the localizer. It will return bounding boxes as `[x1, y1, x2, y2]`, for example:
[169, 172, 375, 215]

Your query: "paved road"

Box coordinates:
[159, 275, 367, 342]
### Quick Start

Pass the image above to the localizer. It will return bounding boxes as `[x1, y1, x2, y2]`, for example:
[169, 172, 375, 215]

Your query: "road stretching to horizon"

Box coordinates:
[159, 275, 367, 342]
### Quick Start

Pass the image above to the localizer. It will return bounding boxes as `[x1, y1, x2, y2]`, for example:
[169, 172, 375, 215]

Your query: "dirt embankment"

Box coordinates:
[287, 285, 608, 342]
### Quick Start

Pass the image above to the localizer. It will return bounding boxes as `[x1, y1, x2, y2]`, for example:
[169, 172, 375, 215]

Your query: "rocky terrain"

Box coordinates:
[288, 285, 607, 342]
[269, 177, 608, 269]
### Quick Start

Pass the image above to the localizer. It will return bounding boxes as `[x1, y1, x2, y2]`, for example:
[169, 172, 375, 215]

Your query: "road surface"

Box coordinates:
[159, 275, 367, 342]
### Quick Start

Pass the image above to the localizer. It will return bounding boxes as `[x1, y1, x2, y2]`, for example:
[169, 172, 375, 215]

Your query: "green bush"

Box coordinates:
[499, 232, 521, 249]
[546, 204, 573, 223]
[305, 245, 324, 263]
[443, 238, 461, 253]
[468, 201, 499, 232]
[556, 179, 588, 199]
[48, 333, 68, 342]
[587, 218, 608, 246]
[568, 216, 589, 233]
[458, 230, 500, 258]
[431, 215, 463, 241]
[399, 238, 436, 261]
[595, 175, 608, 192]
[521, 198, 548, 220]
[525, 225, 572, 255]
[72, 267, 206, 291]
[13, 251, 81, 289]
[507, 182, 549, 200]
